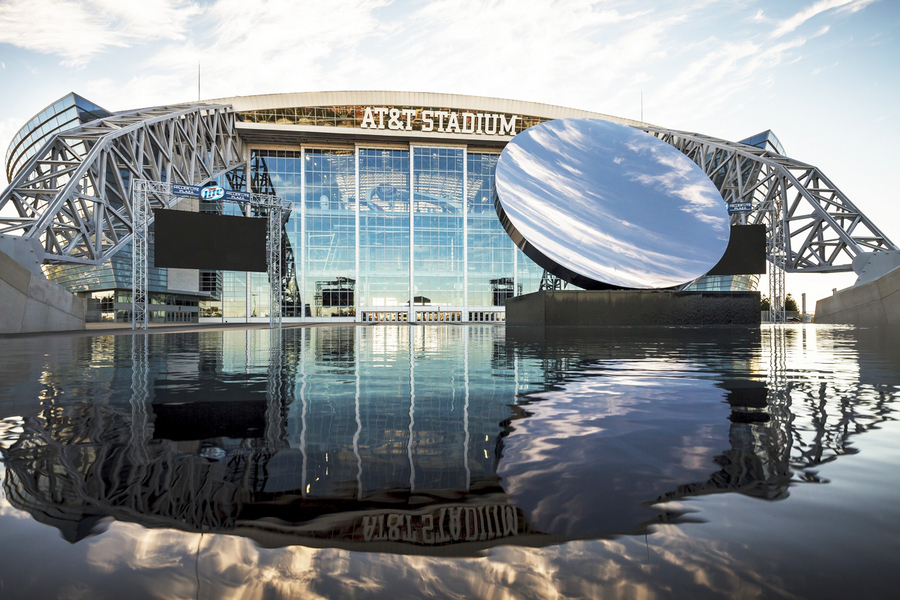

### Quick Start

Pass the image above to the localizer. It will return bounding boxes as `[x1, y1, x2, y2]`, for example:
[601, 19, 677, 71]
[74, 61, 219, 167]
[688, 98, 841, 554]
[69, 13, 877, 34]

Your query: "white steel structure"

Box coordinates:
[641, 127, 898, 321]
[642, 127, 898, 271]
[0, 103, 244, 272]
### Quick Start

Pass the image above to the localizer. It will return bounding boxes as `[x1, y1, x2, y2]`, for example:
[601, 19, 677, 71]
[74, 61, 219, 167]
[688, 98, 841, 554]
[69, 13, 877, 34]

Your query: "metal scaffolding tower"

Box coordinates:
[130, 181, 288, 330]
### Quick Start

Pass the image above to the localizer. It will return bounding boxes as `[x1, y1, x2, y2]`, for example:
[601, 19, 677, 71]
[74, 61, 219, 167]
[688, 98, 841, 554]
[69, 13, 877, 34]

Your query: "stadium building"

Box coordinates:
[3, 91, 892, 327]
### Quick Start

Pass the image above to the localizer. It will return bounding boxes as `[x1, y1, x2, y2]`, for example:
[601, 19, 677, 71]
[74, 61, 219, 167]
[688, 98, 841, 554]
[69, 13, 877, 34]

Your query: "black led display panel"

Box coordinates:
[154, 209, 268, 272]
[152, 400, 267, 441]
[706, 224, 767, 276]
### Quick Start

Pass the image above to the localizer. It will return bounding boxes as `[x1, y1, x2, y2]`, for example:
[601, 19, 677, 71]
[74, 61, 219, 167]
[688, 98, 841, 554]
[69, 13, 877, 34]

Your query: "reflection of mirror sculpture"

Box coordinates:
[494, 118, 731, 289]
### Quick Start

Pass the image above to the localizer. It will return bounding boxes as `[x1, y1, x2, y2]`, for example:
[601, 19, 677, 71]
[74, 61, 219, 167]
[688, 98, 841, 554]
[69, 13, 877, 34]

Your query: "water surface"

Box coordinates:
[0, 324, 898, 599]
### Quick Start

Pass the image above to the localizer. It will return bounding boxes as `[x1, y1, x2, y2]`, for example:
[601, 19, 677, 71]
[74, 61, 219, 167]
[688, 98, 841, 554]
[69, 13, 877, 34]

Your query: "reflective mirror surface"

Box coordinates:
[1, 324, 900, 599]
[494, 118, 730, 289]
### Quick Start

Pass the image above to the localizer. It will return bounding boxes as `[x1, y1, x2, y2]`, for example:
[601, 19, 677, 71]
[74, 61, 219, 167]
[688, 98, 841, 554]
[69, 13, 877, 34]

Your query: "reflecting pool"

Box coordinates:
[1, 324, 898, 599]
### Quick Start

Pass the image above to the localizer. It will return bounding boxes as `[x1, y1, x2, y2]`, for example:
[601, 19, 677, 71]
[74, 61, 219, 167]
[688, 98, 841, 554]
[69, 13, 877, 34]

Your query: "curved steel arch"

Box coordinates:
[640, 127, 898, 272]
[0, 103, 244, 270]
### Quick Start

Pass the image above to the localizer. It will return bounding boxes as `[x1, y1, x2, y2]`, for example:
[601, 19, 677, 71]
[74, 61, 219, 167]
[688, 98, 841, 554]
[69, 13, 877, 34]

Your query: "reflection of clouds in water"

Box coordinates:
[497, 119, 729, 288]
[680, 425, 720, 471]
[499, 361, 727, 536]
[0, 424, 33, 521]
[0, 466, 31, 520]
[87, 526, 189, 574]
[75, 518, 788, 599]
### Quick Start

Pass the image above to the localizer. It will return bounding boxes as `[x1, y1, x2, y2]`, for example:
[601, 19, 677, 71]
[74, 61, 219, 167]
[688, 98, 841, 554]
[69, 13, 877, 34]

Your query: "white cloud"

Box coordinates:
[139, 0, 392, 100]
[2, 0, 867, 130]
[769, 0, 874, 39]
[0, 0, 201, 67]
[379, 0, 665, 103]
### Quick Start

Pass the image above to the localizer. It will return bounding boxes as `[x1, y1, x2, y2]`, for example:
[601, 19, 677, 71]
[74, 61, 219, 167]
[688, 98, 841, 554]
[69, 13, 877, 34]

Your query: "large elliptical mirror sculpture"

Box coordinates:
[494, 118, 731, 290]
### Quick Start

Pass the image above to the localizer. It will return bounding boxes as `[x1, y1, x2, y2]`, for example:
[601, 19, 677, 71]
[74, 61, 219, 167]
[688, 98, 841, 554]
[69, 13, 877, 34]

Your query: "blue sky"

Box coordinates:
[1, 0, 897, 302]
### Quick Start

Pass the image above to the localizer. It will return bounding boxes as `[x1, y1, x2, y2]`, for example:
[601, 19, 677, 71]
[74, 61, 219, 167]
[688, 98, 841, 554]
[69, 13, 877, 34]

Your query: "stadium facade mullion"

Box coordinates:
[409, 144, 416, 322]
[300, 145, 306, 321]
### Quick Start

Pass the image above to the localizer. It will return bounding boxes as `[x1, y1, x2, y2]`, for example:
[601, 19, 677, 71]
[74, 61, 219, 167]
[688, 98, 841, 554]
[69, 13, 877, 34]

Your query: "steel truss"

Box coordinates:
[0, 103, 244, 270]
[642, 127, 897, 323]
[131, 181, 287, 330]
[642, 127, 897, 272]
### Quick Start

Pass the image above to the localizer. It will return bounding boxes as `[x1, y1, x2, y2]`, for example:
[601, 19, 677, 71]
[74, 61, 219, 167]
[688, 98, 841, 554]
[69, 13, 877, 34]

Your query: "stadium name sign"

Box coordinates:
[360, 106, 520, 136]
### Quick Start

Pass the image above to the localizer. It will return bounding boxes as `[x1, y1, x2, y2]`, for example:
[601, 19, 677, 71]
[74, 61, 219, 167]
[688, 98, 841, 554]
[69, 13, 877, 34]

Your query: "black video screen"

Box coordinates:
[154, 209, 268, 272]
[322, 290, 354, 307]
[707, 224, 767, 276]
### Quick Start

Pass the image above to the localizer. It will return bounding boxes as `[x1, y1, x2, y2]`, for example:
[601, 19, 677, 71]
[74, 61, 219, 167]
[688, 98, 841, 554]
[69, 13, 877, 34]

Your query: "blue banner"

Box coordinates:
[728, 202, 752, 213]
[172, 184, 201, 197]
[224, 190, 252, 203]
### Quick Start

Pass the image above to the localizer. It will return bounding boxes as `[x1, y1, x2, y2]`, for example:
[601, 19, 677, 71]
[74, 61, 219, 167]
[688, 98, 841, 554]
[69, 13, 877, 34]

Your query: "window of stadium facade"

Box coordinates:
[4, 93, 110, 184]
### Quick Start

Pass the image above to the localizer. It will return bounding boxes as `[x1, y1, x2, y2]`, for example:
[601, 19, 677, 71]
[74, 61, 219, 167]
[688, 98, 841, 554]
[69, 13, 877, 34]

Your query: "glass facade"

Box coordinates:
[192, 145, 546, 322]
[44, 239, 196, 324]
[685, 274, 761, 292]
[739, 130, 785, 155]
[306, 150, 357, 317]
[5, 93, 110, 182]
[413, 147, 464, 306]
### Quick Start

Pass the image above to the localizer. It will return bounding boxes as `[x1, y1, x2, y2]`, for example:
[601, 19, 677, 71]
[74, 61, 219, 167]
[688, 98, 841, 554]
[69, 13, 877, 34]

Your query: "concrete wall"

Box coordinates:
[815, 264, 900, 326]
[0, 249, 86, 334]
[506, 290, 760, 327]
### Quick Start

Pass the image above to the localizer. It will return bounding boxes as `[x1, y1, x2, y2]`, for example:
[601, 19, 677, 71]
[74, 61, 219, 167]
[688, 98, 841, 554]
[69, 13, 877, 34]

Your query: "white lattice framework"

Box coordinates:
[0, 103, 244, 269]
[643, 127, 898, 269]
[642, 127, 898, 322]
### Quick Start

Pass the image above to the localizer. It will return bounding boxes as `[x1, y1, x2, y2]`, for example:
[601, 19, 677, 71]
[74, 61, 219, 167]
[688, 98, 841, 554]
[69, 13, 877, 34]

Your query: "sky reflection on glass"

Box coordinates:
[494, 118, 730, 289]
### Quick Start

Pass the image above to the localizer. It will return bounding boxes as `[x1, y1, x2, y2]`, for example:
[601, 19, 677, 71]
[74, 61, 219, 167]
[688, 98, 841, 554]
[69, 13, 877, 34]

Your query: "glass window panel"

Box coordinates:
[413, 147, 463, 307]
[222, 271, 246, 318]
[304, 149, 357, 317]
[360, 148, 409, 309]
[251, 149, 302, 317]
[466, 153, 515, 307]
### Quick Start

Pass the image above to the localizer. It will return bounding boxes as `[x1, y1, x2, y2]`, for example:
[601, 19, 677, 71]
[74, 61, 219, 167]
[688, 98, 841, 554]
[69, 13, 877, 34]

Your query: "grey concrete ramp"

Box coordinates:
[815, 264, 900, 326]
[1, 249, 86, 334]
[506, 290, 760, 326]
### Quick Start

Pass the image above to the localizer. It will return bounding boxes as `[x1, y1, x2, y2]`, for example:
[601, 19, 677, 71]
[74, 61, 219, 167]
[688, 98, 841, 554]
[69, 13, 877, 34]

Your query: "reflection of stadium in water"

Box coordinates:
[3, 327, 540, 554]
[1, 326, 896, 554]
